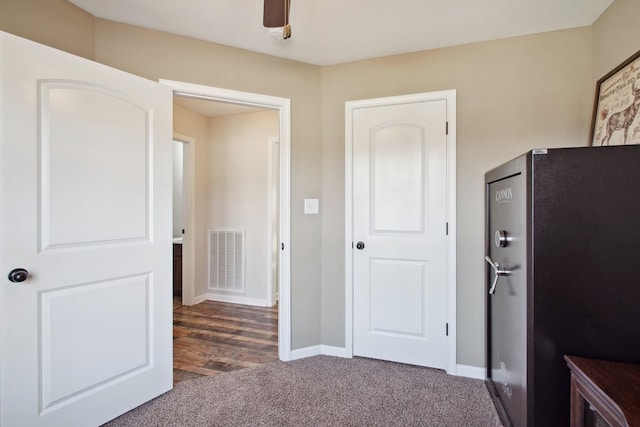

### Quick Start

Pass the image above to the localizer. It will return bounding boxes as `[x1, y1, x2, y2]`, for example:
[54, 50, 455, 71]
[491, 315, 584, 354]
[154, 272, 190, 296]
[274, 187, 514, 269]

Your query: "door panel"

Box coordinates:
[41, 81, 150, 248]
[41, 274, 150, 411]
[0, 32, 172, 426]
[353, 100, 447, 368]
[370, 259, 426, 336]
[372, 124, 425, 232]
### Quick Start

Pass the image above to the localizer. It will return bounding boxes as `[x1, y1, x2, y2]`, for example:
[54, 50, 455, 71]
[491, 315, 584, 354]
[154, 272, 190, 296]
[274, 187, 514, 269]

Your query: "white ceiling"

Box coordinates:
[68, 0, 613, 66]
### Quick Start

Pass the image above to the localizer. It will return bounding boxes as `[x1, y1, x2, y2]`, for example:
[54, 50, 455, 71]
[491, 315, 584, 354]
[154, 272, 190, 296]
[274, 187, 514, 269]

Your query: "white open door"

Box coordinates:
[0, 32, 173, 426]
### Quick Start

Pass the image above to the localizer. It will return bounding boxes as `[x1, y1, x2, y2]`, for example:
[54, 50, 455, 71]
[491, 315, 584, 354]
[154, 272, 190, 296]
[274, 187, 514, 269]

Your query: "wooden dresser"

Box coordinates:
[565, 355, 640, 427]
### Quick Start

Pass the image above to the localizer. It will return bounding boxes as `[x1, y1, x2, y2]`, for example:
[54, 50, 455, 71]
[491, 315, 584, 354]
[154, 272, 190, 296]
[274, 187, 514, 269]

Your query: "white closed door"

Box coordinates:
[0, 32, 173, 426]
[352, 99, 448, 368]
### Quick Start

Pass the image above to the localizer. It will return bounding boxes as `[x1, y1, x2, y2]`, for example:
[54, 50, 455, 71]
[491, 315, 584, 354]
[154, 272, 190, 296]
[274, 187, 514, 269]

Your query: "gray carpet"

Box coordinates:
[104, 356, 503, 426]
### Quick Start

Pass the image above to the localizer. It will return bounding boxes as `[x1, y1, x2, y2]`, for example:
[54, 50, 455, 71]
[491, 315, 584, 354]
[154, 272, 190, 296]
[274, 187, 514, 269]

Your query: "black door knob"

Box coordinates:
[8, 268, 29, 283]
[356, 241, 365, 250]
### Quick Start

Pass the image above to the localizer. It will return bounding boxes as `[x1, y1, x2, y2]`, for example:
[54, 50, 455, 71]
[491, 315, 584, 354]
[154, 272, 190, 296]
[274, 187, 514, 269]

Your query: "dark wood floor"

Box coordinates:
[173, 298, 279, 384]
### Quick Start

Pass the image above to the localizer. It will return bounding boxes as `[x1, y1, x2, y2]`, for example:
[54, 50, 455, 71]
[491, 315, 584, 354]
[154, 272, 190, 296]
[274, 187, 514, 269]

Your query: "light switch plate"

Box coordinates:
[304, 198, 319, 214]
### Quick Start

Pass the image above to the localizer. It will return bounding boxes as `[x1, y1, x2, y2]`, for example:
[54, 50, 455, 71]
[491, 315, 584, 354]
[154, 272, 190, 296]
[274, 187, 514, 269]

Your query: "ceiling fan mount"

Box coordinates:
[263, 0, 292, 39]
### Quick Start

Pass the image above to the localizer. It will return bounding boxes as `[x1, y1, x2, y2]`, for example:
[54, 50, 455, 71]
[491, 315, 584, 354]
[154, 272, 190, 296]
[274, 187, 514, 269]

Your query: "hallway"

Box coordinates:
[173, 299, 278, 383]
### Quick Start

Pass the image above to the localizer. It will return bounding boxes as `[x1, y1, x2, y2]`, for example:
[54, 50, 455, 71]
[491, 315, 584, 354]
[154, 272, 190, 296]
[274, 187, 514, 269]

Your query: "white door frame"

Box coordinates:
[160, 79, 292, 361]
[267, 137, 280, 307]
[345, 90, 457, 374]
[172, 133, 195, 306]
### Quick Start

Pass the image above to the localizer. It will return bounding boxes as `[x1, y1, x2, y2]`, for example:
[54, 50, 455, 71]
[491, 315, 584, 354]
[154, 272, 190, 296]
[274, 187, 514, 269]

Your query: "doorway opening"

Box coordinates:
[172, 133, 195, 306]
[172, 138, 184, 300]
[161, 79, 292, 369]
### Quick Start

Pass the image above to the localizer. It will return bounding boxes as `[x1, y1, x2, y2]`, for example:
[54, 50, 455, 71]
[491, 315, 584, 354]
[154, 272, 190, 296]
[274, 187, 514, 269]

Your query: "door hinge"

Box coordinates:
[446, 121, 449, 135]
[281, 243, 284, 250]
[446, 222, 449, 235]
[446, 323, 449, 336]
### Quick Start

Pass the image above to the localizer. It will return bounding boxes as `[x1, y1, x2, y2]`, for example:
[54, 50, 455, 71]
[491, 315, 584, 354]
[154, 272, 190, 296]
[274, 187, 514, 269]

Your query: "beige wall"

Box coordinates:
[172, 105, 280, 304]
[2, 0, 636, 368]
[0, 0, 94, 59]
[0, 2, 324, 350]
[592, 0, 640, 81]
[91, 20, 324, 349]
[320, 28, 594, 366]
[207, 110, 279, 302]
[173, 104, 211, 298]
[172, 141, 185, 238]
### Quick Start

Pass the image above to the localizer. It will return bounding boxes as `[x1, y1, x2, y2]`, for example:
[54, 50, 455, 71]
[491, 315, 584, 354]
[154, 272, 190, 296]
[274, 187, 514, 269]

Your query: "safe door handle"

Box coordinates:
[485, 256, 508, 295]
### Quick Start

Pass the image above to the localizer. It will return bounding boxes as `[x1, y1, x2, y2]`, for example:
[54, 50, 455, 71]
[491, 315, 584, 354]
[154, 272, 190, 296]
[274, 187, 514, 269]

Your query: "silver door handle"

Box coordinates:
[485, 256, 508, 295]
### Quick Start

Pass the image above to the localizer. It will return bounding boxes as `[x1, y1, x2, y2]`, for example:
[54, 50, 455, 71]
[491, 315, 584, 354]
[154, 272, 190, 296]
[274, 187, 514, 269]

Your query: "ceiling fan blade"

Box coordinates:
[263, 0, 291, 28]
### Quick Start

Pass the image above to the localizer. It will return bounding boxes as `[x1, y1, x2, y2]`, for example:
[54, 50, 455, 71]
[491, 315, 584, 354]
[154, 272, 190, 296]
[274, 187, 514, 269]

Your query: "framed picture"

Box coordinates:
[590, 48, 640, 146]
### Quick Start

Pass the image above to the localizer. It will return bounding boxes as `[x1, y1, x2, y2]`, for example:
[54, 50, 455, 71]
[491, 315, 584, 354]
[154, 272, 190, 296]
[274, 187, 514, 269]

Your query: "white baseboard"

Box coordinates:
[288, 347, 485, 381]
[198, 293, 273, 307]
[290, 345, 351, 360]
[455, 364, 485, 380]
[193, 294, 208, 305]
[290, 345, 321, 360]
[320, 345, 351, 358]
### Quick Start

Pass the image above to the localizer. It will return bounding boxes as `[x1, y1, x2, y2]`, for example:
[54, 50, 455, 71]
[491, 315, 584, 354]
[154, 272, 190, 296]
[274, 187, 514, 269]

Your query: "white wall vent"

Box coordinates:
[208, 228, 245, 293]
